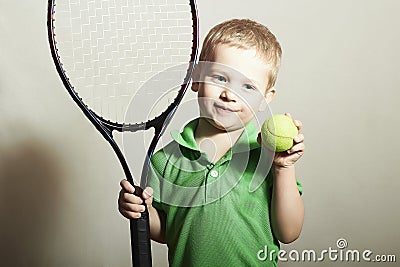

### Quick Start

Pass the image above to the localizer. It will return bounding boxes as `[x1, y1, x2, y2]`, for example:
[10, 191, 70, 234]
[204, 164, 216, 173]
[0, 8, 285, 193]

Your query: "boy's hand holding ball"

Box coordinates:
[259, 113, 305, 168]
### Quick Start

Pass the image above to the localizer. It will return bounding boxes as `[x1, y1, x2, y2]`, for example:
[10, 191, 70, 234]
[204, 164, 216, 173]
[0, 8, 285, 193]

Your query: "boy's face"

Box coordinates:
[193, 44, 275, 132]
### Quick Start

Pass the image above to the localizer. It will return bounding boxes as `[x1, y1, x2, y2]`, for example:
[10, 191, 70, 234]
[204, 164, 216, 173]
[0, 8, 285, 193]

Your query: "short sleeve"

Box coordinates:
[148, 150, 169, 212]
[266, 171, 303, 196]
[297, 179, 303, 196]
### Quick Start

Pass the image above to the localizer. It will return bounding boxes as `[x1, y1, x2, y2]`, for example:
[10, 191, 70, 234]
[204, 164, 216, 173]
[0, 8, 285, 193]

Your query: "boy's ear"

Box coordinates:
[192, 82, 199, 92]
[191, 64, 200, 92]
[258, 87, 276, 111]
[265, 87, 276, 103]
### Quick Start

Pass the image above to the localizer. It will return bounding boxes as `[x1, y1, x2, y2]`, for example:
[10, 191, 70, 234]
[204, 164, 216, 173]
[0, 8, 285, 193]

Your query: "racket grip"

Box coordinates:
[130, 186, 152, 267]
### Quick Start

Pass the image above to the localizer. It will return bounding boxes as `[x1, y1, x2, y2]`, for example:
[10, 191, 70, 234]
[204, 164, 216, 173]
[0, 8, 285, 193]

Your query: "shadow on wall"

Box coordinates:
[0, 137, 62, 266]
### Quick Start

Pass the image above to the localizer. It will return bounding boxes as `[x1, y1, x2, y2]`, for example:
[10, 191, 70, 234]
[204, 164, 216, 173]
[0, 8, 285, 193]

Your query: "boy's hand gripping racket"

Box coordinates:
[47, 0, 198, 266]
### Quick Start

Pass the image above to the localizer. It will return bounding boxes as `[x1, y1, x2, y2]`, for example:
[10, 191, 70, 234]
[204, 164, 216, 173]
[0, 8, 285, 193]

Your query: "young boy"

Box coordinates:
[118, 19, 305, 266]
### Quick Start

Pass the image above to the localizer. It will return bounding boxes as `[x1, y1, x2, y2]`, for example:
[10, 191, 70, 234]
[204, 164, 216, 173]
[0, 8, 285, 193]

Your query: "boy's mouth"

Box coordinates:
[214, 103, 239, 113]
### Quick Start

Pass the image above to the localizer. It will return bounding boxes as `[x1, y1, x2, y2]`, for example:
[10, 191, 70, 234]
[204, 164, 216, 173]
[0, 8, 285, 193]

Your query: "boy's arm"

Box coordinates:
[148, 205, 166, 243]
[270, 165, 304, 244]
[260, 113, 305, 244]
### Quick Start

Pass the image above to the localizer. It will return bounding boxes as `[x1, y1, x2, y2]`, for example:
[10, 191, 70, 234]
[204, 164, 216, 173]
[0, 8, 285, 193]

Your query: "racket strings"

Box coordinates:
[53, 0, 194, 123]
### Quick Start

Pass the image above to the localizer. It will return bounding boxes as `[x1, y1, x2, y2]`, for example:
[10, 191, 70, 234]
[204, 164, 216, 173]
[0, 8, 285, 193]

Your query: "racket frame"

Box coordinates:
[47, 1, 199, 266]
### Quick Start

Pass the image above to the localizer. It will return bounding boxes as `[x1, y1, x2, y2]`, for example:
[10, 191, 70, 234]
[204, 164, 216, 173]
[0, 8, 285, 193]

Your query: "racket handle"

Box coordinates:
[130, 186, 152, 267]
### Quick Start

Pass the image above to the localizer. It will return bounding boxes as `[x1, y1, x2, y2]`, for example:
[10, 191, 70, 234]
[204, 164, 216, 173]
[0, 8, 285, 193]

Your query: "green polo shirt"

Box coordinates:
[148, 119, 302, 267]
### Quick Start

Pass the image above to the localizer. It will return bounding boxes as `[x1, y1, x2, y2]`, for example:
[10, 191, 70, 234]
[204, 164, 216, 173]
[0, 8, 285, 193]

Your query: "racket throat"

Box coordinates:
[102, 123, 114, 137]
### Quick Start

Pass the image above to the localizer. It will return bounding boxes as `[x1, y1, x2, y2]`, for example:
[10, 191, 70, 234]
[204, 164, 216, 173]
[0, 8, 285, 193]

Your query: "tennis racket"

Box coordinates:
[47, 0, 198, 266]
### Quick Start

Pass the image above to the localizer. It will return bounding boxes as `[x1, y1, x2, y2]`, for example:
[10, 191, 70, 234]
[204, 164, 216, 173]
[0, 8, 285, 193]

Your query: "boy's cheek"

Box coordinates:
[258, 100, 268, 112]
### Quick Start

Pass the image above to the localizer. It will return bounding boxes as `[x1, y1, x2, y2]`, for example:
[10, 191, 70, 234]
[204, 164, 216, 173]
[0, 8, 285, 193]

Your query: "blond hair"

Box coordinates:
[199, 19, 282, 91]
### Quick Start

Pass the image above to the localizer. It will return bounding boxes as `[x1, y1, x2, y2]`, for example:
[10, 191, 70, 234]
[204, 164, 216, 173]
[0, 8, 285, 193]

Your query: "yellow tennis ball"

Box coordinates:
[261, 114, 298, 152]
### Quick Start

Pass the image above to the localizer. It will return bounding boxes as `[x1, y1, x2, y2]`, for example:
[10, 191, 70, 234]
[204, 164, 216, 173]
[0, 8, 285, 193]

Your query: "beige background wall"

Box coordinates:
[1, 0, 399, 266]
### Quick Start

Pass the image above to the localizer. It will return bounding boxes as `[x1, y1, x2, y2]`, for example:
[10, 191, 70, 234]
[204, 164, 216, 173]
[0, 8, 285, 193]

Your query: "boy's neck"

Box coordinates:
[194, 117, 244, 163]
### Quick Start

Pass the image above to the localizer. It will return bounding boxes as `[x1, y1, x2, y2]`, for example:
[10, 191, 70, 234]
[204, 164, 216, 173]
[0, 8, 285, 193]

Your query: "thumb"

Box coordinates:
[143, 187, 154, 200]
[120, 179, 135, 194]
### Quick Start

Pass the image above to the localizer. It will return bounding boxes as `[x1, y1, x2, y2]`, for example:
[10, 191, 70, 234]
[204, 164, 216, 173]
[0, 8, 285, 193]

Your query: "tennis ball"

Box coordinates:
[261, 114, 298, 152]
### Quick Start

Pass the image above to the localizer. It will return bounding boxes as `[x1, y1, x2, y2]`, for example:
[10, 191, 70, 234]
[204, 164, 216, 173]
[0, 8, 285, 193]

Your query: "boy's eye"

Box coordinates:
[212, 75, 227, 83]
[244, 84, 256, 91]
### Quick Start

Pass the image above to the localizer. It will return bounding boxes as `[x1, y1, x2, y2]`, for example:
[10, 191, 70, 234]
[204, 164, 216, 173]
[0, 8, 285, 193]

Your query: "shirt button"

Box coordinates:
[210, 170, 219, 178]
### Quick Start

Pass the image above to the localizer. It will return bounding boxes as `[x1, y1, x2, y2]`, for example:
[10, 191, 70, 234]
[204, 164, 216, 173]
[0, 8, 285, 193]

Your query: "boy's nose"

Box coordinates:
[220, 88, 237, 102]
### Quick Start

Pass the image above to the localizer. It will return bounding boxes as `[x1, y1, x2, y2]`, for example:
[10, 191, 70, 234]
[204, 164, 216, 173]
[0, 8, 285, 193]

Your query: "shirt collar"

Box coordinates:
[170, 118, 261, 154]
[170, 119, 199, 151]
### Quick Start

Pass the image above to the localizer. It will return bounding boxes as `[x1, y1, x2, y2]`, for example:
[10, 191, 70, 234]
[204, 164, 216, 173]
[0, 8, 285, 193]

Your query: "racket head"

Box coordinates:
[48, 0, 199, 131]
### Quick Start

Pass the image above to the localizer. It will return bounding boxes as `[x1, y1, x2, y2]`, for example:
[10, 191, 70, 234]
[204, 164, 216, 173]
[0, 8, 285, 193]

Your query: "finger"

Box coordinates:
[284, 150, 304, 164]
[118, 200, 141, 219]
[293, 133, 304, 144]
[121, 210, 143, 220]
[294, 120, 302, 131]
[289, 142, 305, 153]
[120, 179, 135, 194]
[287, 142, 305, 155]
[118, 198, 145, 217]
[121, 191, 143, 204]
[119, 201, 146, 213]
